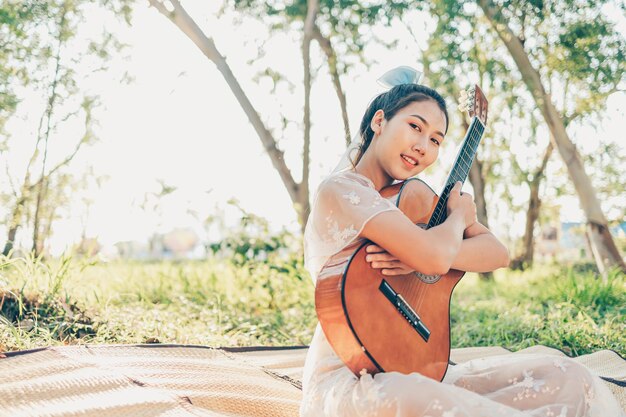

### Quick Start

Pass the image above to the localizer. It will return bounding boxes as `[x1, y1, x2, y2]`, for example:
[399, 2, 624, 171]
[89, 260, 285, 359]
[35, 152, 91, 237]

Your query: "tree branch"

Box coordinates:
[299, 0, 319, 227]
[311, 25, 351, 146]
[148, 0, 300, 204]
[28, 116, 91, 193]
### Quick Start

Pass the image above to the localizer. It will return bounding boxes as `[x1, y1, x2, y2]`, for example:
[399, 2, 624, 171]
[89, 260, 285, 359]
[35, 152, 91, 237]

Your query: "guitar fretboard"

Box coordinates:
[427, 117, 485, 229]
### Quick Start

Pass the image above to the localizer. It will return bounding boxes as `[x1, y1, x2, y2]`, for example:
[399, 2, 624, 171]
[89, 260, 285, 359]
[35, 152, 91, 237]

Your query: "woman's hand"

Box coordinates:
[447, 181, 477, 229]
[365, 244, 415, 275]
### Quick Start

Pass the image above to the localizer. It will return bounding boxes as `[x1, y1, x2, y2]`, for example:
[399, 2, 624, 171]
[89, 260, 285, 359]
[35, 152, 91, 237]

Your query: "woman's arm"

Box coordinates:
[451, 222, 510, 272]
[364, 211, 509, 275]
[361, 182, 476, 276]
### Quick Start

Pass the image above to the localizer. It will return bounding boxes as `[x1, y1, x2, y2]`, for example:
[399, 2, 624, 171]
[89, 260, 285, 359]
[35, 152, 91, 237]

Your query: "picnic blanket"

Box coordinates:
[1, 344, 624, 416]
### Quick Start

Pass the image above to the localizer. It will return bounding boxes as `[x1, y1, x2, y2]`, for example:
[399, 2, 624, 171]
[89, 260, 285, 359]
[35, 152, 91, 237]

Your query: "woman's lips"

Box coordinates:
[401, 154, 417, 169]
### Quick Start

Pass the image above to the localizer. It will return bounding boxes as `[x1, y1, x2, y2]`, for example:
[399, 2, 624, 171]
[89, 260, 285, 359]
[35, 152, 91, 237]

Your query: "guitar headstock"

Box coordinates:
[458, 85, 489, 126]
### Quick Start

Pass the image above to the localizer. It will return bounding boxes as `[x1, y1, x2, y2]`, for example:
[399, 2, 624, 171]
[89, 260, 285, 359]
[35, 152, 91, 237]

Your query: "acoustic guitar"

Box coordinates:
[315, 85, 489, 381]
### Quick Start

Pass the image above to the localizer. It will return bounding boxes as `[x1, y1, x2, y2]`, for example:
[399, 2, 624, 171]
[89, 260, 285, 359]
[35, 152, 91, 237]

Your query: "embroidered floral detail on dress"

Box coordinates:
[325, 216, 357, 246]
[545, 406, 568, 417]
[540, 384, 561, 395]
[552, 359, 568, 372]
[358, 373, 394, 410]
[584, 382, 595, 408]
[457, 378, 473, 390]
[442, 407, 460, 417]
[371, 193, 383, 207]
[511, 370, 546, 401]
[343, 191, 361, 205]
[430, 399, 444, 412]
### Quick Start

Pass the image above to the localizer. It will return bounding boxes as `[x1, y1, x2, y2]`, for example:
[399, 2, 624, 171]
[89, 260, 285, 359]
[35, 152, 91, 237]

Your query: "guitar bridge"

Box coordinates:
[379, 279, 430, 342]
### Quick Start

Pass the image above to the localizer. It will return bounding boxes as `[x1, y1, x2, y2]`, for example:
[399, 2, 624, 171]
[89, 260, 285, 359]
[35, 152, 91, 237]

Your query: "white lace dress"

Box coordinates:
[300, 170, 624, 417]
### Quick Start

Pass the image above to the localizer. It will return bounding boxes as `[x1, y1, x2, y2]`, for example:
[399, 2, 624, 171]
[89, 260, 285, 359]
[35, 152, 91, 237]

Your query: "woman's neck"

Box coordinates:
[353, 151, 394, 192]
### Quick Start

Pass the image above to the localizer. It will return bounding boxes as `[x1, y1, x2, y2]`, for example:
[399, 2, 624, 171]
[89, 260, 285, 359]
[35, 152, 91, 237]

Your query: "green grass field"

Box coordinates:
[1, 252, 624, 357]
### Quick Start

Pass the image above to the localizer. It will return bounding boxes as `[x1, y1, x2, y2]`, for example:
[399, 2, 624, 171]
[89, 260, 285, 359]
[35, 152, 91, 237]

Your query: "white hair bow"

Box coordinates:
[376, 65, 422, 88]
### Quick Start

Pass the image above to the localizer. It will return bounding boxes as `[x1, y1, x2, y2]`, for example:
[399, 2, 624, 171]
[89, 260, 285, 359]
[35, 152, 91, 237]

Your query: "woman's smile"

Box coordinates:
[401, 153, 418, 169]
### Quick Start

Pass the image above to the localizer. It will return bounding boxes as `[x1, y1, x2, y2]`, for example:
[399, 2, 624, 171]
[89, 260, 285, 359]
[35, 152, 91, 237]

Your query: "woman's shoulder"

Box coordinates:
[318, 170, 375, 193]
[313, 170, 398, 215]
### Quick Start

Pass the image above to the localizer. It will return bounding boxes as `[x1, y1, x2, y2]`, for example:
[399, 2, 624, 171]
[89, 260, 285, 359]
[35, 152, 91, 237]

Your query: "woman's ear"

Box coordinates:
[370, 109, 385, 134]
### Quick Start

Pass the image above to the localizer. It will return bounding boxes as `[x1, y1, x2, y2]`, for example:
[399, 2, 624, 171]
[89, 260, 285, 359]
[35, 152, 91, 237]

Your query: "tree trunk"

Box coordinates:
[40, 194, 57, 256]
[32, 6, 66, 258]
[31, 181, 44, 256]
[478, 0, 625, 276]
[468, 158, 493, 280]
[300, 0, 318, 232]
[2, 197, 26, 256]
[468, 158, 489, 230]
[512, 141, 553, 270]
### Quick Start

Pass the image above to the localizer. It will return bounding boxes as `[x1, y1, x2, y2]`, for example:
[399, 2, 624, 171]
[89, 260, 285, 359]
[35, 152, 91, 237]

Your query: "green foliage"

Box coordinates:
[208, 199, 303, 267]
[0, 244, 315, 351]
[0, 254, 98, 350]
[223, 0, 425, 71]
[1, 250, 623, 358]
[0, 1, 50, 130]
[581, 142, 626, 223]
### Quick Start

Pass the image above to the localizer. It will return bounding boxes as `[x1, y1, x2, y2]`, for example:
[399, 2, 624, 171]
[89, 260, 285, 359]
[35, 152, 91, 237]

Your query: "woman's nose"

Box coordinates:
[412, 136, 427, 155]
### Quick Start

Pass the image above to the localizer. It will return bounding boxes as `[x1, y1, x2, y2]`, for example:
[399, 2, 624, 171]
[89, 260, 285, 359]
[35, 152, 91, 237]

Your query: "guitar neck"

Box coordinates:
[427, 117, 485, 229]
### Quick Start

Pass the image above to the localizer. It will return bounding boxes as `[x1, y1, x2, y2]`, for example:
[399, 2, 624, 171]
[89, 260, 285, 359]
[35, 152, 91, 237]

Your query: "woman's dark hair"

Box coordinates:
[351, 84, 448, 167]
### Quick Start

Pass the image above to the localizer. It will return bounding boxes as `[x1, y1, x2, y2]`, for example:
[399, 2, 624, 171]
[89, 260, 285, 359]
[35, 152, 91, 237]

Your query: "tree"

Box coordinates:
[1, 0, 132, 257]
[476, 0, 626, 275]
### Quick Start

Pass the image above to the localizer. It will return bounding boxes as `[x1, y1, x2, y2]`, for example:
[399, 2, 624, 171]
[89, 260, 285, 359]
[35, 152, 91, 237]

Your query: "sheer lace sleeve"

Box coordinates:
[303, 171, 400, 283]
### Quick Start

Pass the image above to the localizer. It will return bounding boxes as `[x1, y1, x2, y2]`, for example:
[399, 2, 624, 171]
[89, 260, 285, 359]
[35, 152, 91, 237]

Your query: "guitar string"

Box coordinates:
[413, 275, 425, 315]
[429, 123, 483, 228]
[409, 269, 423, 315]
[429, 132, 479, 228]
[416, 276, 427, 312]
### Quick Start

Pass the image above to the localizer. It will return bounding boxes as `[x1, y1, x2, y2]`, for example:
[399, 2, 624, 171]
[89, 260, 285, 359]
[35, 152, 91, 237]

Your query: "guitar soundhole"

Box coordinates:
[414, 271, 441, 284]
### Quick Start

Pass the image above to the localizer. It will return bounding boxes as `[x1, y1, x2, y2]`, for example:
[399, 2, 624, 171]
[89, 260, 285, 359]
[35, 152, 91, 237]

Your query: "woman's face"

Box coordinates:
[371, 99, 447, 181]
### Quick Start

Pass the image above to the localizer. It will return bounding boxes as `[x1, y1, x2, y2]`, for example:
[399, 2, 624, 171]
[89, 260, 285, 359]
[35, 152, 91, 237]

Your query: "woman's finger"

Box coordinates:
[381, 267, 413, 276]
[371, 260, 402, 269]
[366, 244, 385, 253]
[366, 253, 397, 262]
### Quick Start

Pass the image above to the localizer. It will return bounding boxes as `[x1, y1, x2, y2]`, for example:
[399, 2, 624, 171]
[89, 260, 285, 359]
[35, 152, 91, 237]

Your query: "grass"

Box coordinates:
[0, 252, 624, 357]
[450, 265, 625, 355]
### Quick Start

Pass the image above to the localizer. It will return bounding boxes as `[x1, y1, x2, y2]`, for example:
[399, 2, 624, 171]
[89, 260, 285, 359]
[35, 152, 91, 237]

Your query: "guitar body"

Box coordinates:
[315, 178, 465, 381]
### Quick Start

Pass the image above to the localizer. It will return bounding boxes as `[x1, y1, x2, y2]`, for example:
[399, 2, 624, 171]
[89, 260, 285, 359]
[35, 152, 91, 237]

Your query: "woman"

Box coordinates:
[300, 67, 623, 417]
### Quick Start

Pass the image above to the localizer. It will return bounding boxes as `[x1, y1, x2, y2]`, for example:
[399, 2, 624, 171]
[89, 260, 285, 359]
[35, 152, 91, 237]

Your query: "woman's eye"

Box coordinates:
[431, 138, 440, 146]
[409, 123, 421, 132]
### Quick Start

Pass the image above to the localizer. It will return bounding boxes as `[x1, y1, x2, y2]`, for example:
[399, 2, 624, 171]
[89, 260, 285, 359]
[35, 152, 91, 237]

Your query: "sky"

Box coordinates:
[1, 1, 625, 256]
